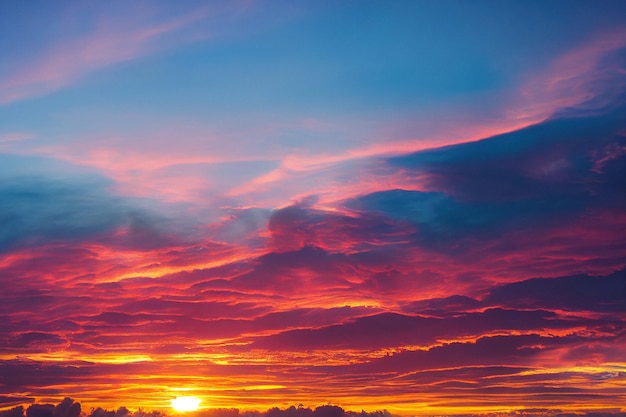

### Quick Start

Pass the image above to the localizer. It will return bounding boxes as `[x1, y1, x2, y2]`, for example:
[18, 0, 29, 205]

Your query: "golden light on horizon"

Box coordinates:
[171, 396, 201, 412]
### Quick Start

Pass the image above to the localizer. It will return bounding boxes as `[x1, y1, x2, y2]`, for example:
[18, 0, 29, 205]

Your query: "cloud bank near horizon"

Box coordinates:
[2, 399, 625, 417]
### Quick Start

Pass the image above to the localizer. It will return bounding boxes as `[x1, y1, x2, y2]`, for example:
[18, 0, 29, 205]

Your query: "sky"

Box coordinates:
[1, 0, 626, 416]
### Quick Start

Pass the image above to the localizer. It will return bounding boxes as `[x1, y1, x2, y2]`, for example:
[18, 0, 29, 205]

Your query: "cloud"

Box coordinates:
[400, 295, 481, 316]
[268, 201, 411, 253]
[0, 332, 66, 351]
[249, 308, 610, 352]
[208, 208, 272, 247]
[0, 133, 35, 144]
[0, 406, 26, 417]
[519, 29, 626, 120]
[2, 402, 394, 417]
[0, 362, 96, 395]
[0, 174, 173, 252]
[335, 90, 626, 277]
[388, 104, 626, 202]
[343, 334, 580, 375]
[86, 406, 164, 417]
[4, 400, 624, 417]
[113, 298, 268, 321]
[484, 268, 626, 313]
[0, 4, 212, 105]
[3, 399, 81, 417]
[53, 399, 81, 417]
[401, 268, 626, 315]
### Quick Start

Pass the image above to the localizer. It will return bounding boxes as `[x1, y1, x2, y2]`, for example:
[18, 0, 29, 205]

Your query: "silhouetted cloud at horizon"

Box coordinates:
[3, 399, 626, 417]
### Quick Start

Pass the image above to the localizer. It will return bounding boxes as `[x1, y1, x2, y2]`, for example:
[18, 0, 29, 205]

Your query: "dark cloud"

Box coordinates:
[0, 400, 79, 417]
[68, 305, 376, 347]
[484, 268, 626, 312]
[0, 332, 66, 351]
[201, 246, 355, 294]
[0, 176, 173, 252]
[396, 365, 530, 385]
[268, 202, 412, 253]
[345, 334, 575, 374]
[20, 399, 79, 417]
[198, 241, 433, 298]
[356, 269, 447, 295]
[53, 399, 81, 417]
[344, 100, 626, 255]
[113, 298, 269, 320]
[401, 268, 626, 314]
[253, 306, 377, 331]
[0, 361, 96, 393]
[390, 101, 626, 202]
[3, 401, 626, 417]
[25, 404, 54, 417]
[400, 295, 481, 316]
[71, 316, 255, 344]
[85, 406, 168, 417]
[244, 406, 391, 417]
[250, 308, 603, 351]
[2, 401, 391, 417]
[0, 406, 26, 417]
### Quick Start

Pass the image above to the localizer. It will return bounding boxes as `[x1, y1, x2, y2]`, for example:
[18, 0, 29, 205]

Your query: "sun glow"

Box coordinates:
[171, 396, 201, 412]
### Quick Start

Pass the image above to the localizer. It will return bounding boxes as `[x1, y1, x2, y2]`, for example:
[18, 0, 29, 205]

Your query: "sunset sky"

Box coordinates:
[1, 1, 626, 416]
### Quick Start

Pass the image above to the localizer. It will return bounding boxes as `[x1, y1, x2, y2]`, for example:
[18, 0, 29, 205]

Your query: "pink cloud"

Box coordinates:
[516, 27, 626, 119]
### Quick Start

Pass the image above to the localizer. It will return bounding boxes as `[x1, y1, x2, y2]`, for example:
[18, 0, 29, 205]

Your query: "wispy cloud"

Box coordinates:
[0, 133, 35, 144]
[0, 6, 210, 105]
[515, 28, 626, 120]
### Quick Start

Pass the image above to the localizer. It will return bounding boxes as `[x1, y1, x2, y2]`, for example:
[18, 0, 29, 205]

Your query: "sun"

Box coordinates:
[171, 396, 201, 412]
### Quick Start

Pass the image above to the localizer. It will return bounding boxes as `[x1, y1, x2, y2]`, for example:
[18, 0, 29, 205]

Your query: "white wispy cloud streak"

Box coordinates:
[0, 6, 212, 105]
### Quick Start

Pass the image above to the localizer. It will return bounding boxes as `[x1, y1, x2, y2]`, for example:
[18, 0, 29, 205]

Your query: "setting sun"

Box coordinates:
[171, 396, 201, 412]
